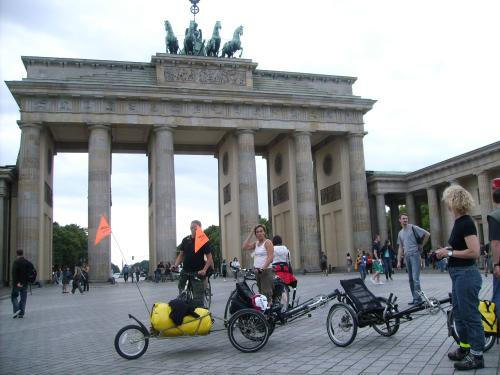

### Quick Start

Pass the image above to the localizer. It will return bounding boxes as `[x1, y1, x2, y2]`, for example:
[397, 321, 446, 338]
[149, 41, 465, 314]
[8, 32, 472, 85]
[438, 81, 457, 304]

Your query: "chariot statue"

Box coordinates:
[164, 20, 179, 54]
[221, 25, 243, 58]
[206, 21, 221, 57]
[183, 20, 205, 56]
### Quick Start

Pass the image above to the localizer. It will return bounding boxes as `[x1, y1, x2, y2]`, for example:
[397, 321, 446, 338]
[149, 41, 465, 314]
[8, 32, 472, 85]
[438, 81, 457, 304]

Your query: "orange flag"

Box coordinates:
[95, 214, 111, 245]
[194, 226, 209, 253]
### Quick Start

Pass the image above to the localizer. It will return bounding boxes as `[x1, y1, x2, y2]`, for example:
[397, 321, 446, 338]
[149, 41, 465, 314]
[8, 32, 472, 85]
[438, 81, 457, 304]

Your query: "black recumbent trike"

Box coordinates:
[225, 277, 495, 353]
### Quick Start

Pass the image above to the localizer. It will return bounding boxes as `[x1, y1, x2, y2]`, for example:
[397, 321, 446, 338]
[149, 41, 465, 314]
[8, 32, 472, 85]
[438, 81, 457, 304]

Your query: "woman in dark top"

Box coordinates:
[436, 185, 484, 371]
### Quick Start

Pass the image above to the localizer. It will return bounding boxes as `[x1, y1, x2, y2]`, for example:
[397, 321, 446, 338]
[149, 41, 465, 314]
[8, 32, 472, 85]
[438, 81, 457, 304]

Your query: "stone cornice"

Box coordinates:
[22, 56, 152, 70]
[255, 70, 357, 85]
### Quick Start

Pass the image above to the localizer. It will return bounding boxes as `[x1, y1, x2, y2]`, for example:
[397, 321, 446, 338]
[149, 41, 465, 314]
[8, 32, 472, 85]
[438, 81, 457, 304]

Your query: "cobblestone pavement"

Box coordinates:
[1, 271, 498, 375]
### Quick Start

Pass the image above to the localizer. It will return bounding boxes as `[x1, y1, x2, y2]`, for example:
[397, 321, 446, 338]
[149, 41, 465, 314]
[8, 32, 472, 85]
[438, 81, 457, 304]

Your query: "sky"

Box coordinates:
[1, 0, 499, 267]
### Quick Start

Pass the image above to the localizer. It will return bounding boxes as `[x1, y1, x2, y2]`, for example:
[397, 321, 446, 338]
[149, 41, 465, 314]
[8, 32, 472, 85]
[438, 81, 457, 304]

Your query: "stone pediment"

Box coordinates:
[152, 53, 257, 90]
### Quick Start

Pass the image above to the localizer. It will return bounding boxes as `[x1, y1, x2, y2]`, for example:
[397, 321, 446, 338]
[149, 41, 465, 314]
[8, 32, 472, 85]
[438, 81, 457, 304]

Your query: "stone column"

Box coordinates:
[237, 130, 259, 268]
[389, 201, 400, 247]
[477, 171, 491, 243]
[347, 133, 372, 251]
[427, 186, 442, 248]
[444, 180, 459, 238]
[153, 126, 176, 264]
[0, 179, 7, 286]
[88, 124, 111, 282]
[17, 122, 42, 268]
[375, 194, 388, 242]
[294, 132, 320, 270]
[405, 193, 416, 223]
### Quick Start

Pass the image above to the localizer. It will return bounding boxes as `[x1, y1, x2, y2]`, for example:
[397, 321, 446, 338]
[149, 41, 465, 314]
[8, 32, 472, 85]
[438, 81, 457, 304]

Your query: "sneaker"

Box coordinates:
[370, 278, 376, 284]
[12, 310, 21, 319]
[448, 346, 469, 361]
[454, 354, 484, 370]
[377, 281, 384, 285]
[18, 315, 24, 319]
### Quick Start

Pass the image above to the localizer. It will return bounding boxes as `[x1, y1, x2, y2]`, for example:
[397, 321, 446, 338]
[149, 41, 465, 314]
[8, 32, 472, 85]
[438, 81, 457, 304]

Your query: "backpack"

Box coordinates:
[479, 300, 497, 335]
[27, 261, 37, 284]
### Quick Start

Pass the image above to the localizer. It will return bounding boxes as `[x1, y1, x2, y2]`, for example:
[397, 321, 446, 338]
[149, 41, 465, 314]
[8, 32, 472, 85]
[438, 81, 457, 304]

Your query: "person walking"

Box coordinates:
[82, 264, 90, 292]
[486, 182, 500, 314]
[397, 213, 430, 305]
[122, 264, 130, 283]
[381, 240, 395, 280]
[134, 266, 140, 282]
[62, 266, 71, 293]
[435, 185, 485, 370]
[171, 220, 214, 308]
[320, 252, 328, 276]
[230, 257, 240, 280]
[346, 253, 353, 273]
[71, 264, 84, 294]
[243, 224, 275, 304]
[221, 259, 227, 281]
[358, 251, 367, 280]
[11, 249, 34, 318]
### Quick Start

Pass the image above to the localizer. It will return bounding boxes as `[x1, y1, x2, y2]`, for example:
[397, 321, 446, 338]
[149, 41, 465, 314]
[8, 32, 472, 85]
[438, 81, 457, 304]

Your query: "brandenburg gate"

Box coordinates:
[4, 52, 375, 281]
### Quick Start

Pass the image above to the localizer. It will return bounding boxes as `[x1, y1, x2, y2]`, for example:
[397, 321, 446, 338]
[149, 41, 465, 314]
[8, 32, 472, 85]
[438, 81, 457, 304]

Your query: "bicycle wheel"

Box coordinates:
[372, 298, 400, 337]
[114, 325, 149, 360]
[224, 289, 238, 325]
[448, 310, 495, 352]
[204, 279, 212, 309]
[228, 308, 270, 353]
[326, 303, 358, 347]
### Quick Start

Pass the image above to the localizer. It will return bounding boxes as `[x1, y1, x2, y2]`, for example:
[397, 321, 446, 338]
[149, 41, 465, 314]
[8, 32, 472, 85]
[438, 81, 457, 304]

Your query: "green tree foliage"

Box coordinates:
[111, 263, 120, 273]
[204, 225, 221, 272]
[53, 222, 88, 268]
[129, 260, 150, 274]
[259, 215, 272, 238]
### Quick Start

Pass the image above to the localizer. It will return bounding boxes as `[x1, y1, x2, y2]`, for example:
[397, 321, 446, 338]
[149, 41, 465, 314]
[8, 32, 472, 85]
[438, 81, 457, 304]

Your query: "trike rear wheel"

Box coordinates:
[448, 309, 495, 352]
[326, 303, 358, 347]
[114, 324, 149, 360]
[228, 308, 270, 353]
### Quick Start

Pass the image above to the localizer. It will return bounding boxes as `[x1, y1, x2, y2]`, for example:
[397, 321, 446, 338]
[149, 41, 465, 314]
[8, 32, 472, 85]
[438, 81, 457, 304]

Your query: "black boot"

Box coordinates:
[454, 354, 484, 370]
[447, 346, 469, 361]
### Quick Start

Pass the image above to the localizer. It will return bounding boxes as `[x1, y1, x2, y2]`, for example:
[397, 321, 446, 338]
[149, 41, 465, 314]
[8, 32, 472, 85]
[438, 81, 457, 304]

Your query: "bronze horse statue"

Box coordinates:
[206, 21, 221, 57]
[164, 20, 179, 54]
[221, 25, 243, 58]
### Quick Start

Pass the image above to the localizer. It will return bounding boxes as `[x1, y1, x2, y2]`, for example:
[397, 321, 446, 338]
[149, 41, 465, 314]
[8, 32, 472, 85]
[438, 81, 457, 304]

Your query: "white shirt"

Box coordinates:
[254, 240, 272, 269]
[273, 245, 290, 264]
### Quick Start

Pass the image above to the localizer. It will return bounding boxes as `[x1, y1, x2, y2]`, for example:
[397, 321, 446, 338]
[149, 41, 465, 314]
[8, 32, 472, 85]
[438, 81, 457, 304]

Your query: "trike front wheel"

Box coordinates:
[326, 303, 358, 347]
[114, 324, 149, 360]
[228, 308, 270, 353]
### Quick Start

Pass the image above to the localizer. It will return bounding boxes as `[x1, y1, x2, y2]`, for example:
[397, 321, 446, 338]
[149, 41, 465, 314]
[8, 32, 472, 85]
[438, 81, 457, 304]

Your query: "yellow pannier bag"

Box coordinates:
[479, 300, 497, 334]
[150, 303, 212, 337]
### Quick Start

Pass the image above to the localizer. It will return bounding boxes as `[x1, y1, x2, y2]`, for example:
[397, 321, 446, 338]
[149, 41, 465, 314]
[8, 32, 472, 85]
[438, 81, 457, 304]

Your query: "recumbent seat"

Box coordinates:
[340, 278, 385, 314]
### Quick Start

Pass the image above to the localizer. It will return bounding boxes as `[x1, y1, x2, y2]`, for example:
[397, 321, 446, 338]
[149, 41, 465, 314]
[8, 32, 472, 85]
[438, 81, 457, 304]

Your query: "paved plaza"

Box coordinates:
[0, 271, 498, 375]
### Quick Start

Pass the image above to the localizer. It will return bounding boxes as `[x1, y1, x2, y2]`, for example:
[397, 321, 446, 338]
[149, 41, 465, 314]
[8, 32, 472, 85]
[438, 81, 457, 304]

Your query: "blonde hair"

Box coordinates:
[442, 185, 474, 215]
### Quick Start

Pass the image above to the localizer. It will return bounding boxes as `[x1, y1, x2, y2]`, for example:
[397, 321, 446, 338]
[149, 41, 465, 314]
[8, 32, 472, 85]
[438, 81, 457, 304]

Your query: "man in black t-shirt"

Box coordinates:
[11, 249, 33, 318]
[487, 186, 500, 310]
[171, 220, 214, 307]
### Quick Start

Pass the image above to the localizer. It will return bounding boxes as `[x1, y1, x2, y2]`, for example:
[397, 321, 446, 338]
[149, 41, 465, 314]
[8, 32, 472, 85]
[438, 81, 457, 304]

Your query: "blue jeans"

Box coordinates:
[405, 252, 422, 302]
[359, 264, 367, 280]
[449, 265, 485, 354]
[493, 274, 500, 312]
[11, 285, 28, 315]
[382, 257, 393, 279]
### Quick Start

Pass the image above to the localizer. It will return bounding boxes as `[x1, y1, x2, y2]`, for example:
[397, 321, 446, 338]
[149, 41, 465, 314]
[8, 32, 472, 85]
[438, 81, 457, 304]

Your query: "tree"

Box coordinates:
[204, 225, 221, 272]
[111, 263, 120, 273]
[53, 222, 88, 268]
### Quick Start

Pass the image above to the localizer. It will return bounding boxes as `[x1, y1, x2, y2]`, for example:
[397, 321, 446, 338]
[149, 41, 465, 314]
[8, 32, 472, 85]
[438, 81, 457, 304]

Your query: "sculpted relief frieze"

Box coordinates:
[24, 96, 363, 124]
[164, 67, 246, 86]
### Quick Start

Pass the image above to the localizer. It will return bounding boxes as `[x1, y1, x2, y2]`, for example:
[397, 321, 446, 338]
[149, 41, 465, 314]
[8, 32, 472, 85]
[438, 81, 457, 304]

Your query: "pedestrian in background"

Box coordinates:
[72, 263, 84, 294]
[381, 240, 395, 281]
[62, 267, 71, 293]
[346, 253, 353, 273]
[320, 251, 328, 276]
[11, 249, 33, 319]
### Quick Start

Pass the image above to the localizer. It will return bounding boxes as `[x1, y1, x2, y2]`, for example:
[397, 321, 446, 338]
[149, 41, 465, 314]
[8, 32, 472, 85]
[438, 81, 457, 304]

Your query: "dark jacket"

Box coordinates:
[12, 257, 32, 286]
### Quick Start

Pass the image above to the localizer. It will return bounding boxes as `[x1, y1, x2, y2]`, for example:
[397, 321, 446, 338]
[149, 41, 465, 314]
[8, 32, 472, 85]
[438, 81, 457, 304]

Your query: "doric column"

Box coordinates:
[347, 133, 372, 251]
[405, 193, 416, 223]
[88, 124, 111, 282]
[389, 201, 400, 247]
[375, 194, 388, 242]
[445, 180, 459, 237]
[427, 186, 442, 248]
[294, 131, 320, 270]
[153, 125, 176, 264]
[237, 130, 259, 268]
[477, 171, 491, 243]
[0, 178, 9, 286]
[16, 122, 42, 268]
